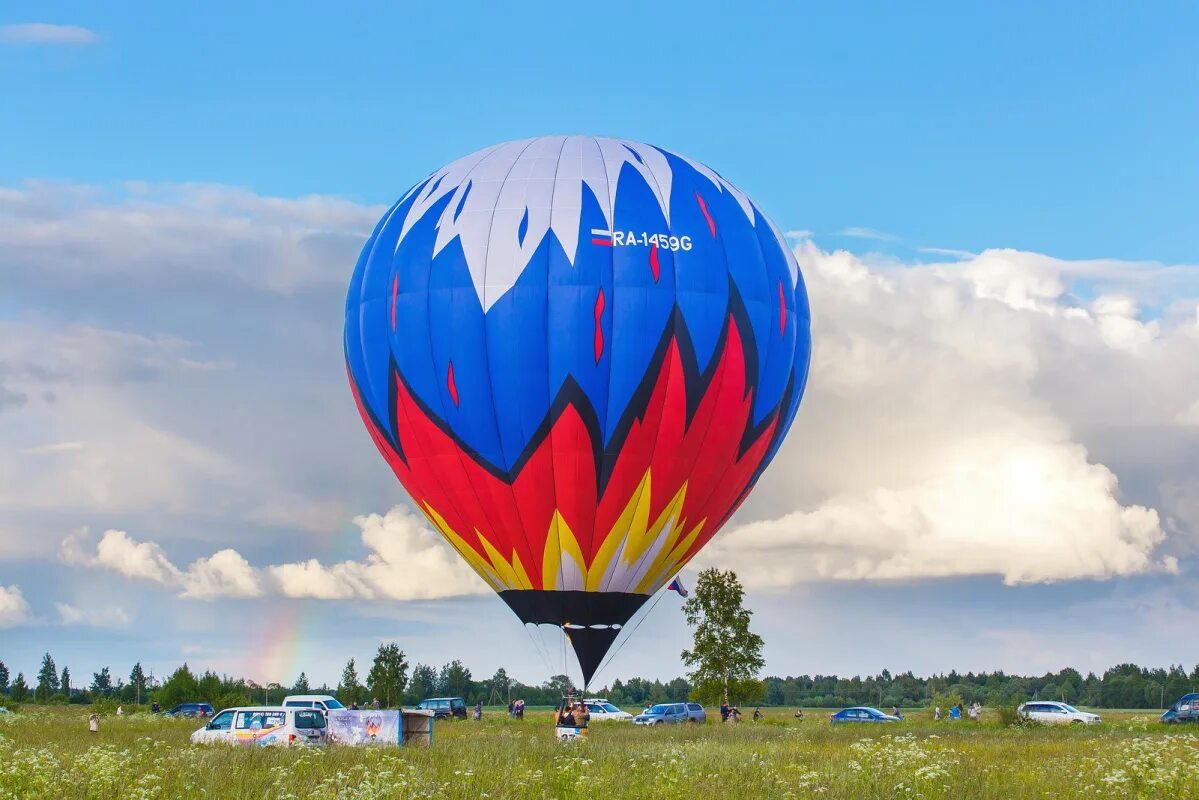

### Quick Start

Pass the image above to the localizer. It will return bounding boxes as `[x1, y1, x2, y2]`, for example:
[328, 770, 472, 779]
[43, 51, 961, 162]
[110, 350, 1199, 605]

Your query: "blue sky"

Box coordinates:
[3, 2, 1197, 262]
[1, 3, 1198, 691]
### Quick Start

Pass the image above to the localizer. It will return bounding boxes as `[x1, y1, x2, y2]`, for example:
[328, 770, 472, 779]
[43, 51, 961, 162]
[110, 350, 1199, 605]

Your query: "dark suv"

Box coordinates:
[1162, 693, 1199, 724]
[416, 697, 467, 720]
[163, 702, 214, 718]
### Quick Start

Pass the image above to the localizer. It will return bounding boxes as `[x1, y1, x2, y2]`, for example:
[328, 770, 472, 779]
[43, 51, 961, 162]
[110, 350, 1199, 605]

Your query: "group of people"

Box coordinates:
[933, 702, 982, 721]
[506, 699, 526, 719]
[555, 700, 590, 728]
[718, 701, 752, 723]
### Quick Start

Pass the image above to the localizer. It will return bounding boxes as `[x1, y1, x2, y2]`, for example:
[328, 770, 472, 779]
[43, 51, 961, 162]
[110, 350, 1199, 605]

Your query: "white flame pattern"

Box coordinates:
[388, 135, 794, 311]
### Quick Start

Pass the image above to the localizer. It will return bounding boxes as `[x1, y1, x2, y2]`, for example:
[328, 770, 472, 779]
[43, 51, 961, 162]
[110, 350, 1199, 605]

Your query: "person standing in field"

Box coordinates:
[473, 701, 483, 720]
[720, 701, 730, 723]
[934, 706, 941, 721]
[508, 700, 514, 718]
[794, 709, 804, 722]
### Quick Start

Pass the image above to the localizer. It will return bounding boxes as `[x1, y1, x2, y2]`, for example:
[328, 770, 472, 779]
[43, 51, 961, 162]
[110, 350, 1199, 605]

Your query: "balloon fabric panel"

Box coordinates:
[345, 136, 811, 685]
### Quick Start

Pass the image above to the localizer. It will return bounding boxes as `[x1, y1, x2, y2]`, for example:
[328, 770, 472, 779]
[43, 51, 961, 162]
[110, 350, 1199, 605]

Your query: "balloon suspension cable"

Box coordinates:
[586, 585, 671, 691]
[521, 621, 556, 679]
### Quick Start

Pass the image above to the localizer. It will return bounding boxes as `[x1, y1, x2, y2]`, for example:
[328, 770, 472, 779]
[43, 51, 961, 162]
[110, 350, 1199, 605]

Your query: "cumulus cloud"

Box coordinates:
[702, 242, 1198, 585]
[63, 527, 182, 584]
[0, 23, 98, 45]
[269, 506, 486, 600]
[61, 506, 485, 601]
[5, 179, 1199, 607]
[0, 584, 31, 627]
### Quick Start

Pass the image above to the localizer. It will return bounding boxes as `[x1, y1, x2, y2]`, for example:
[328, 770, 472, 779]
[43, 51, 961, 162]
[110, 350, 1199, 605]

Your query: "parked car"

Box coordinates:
[191, 706, 328, 746]
[633, 702, 705, 725]
[164, 702, 215, 718]
[582, 698, 633, 721]
[1018, 702, 1100, 725]
[1161, 693, 1199, 724]
[416, 697, 467, 720]
[830, 707, 901, 724]
[282, 694, 346, 713]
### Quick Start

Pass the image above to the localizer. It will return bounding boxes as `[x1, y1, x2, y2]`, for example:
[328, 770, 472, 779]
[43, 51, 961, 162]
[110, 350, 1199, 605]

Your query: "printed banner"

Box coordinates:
[326, 710, 401, 746]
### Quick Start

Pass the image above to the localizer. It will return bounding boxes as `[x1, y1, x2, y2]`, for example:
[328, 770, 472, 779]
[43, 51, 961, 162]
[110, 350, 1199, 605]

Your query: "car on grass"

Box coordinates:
[830, 707, 902, 724]
[282, 694, 345, 713]
[633, 702, 706, 725]
[1017, 701, 1100, 725]
[164, 702, 215, 718]
[191, 706, 328, 746]
[583, 698, 633, 721]
[1161, 693, 1199, 724]
[416, 697, 467, 720]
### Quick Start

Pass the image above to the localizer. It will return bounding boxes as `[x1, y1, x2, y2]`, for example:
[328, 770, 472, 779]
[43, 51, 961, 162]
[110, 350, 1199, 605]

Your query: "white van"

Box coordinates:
[191, 706, 329, 746]
[282, 694, 346, 713]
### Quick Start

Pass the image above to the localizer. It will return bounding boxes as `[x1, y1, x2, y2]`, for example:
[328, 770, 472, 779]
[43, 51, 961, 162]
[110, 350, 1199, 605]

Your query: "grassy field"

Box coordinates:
[2, 705, 1197, 799]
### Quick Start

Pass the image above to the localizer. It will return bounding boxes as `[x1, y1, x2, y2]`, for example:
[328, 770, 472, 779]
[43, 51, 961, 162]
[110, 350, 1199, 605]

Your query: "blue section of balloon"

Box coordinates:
[345, 137, 810, 475]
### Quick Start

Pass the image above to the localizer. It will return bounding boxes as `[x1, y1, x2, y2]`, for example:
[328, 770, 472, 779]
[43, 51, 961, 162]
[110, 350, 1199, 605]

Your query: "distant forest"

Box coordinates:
[3, 649, 1196, 711]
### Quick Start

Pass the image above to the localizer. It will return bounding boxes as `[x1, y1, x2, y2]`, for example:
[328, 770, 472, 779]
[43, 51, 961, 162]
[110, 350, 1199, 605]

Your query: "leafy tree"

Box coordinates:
[438, 660, 472, 699]
[129, 663, 147, 704]
[293, 672, 310, 694]
[91, 666, 113, 696]
[681, 568, 765, 705]
[197, 671, 222, 704]
[337, 658, 363, 707]
[407, 663, 437, 704]
[35, 652, 59, 701]
[10, 673, 29, 701]
[0, 660, 9, 695]
[157, 664, 199, 708]
[60, 667, 71, 698]
[367, 643, 408, 708]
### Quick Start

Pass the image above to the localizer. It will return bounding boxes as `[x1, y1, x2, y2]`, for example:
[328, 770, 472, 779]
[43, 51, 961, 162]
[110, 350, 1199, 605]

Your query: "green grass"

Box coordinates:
[2, 705, 1197, 798]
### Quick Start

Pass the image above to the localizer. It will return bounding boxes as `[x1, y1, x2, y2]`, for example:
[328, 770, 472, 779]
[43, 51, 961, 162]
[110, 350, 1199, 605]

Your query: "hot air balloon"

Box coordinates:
[344, 136, 811, 687]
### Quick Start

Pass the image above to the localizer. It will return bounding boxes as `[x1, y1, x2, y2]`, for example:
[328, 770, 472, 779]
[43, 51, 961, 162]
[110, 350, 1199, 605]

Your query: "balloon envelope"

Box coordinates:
[345, 136, 811, 685]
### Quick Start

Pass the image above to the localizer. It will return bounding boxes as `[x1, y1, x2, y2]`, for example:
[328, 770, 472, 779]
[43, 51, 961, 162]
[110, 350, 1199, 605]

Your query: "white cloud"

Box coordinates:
[269, 506, 486, 601]
[5, 180, 1199, 606]
[0, 584, 31, 627]
[0, 23, 98, 45]
[838, 226, 900, 242]
[56, 602, 130, 628]
[63, 528, 182, 584]
[0, 181, 383, 293]
[784, 229, 813, 240]
[180, 549, 262, 599]
[61, 506, 485, 601]
[703, 242, 1199, 586]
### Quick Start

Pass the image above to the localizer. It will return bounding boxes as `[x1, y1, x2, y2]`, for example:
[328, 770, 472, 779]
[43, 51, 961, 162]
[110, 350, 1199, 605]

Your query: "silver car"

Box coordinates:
[633, 702, 706, 725]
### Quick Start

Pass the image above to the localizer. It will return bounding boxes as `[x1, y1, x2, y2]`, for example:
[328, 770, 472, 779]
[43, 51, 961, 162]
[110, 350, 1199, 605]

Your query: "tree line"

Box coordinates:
[2, 650, 1196, 711]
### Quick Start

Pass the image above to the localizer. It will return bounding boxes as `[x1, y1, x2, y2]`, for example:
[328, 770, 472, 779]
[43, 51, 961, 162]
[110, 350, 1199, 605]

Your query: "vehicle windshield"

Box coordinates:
[648, 704, 671, 715]
[323, 699, 345, 709]
[601, 703, 621, 713]
[1060, 704, 1080, 713]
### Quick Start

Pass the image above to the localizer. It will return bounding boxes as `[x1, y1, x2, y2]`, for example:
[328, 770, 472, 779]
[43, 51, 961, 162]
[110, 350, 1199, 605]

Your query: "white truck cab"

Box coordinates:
[191, 706, 328, 746]
[282, 694, 346, 713]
